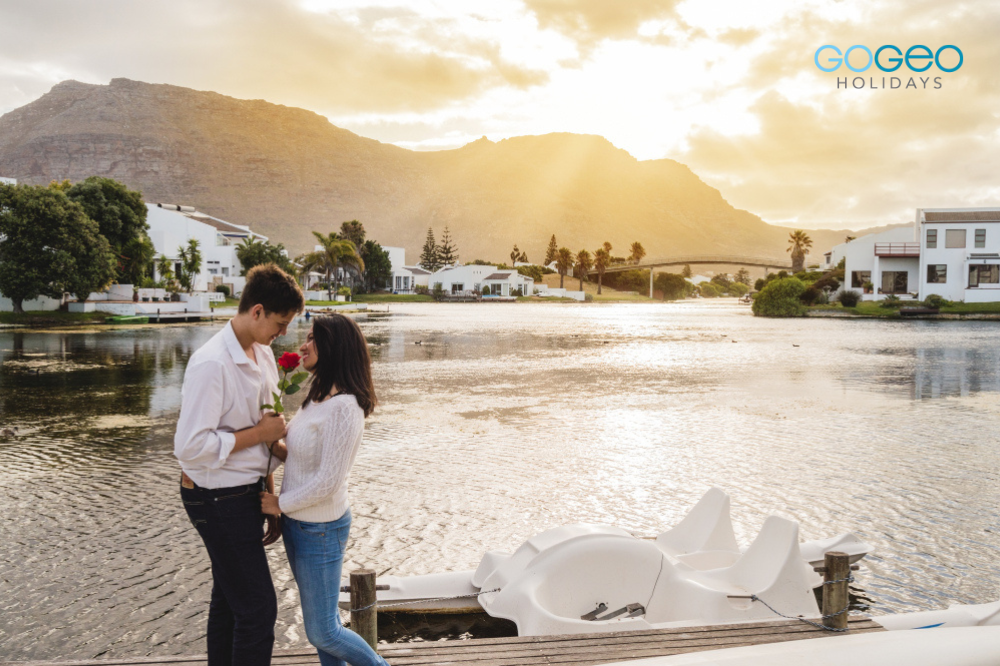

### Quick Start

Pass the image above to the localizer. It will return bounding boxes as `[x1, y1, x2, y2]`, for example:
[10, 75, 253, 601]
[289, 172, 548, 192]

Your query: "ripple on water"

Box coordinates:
[1, 303, 999, 660]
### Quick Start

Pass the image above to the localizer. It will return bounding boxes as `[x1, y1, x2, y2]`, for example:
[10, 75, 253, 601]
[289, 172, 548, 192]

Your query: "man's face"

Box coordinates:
[250, 305, 296, 345]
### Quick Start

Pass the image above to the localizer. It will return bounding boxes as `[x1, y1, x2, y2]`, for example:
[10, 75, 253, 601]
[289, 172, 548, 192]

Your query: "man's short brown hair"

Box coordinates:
[238, 264, 304, 314]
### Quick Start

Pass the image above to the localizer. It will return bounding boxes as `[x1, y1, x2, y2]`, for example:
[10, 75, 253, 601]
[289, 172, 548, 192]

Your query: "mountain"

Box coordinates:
[0, 78, 868, 264]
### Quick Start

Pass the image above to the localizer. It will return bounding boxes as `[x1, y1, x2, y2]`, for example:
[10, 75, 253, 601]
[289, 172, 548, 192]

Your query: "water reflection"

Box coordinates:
[1, 305, 1000, 661]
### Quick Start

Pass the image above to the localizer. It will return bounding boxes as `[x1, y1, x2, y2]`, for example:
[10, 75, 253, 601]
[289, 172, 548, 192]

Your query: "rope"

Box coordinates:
[750, 574, 855, 633]
[349, 587, 502, 613]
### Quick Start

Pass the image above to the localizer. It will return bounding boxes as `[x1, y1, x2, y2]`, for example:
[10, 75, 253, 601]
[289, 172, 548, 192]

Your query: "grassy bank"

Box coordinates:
[307, 294, 434, 305]
[0, 310, 112, 327]
[809, 301, 1000, 318]
[540, 274, 652, 302]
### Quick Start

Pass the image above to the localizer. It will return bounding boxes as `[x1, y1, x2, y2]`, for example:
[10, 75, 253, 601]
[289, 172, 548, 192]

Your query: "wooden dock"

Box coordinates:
[2, 617, 884, 666]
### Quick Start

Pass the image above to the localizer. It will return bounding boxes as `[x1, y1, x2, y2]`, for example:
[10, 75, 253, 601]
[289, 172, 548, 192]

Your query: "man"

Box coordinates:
[175, 263, 304, 666]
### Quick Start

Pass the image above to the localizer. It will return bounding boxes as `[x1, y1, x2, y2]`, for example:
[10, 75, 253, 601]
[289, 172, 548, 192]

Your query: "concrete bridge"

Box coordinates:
[587, 255, 792, 298]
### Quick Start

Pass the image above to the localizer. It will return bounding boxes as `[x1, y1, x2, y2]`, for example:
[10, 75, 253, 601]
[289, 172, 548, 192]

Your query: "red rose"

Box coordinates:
[277, 352, 300, 371]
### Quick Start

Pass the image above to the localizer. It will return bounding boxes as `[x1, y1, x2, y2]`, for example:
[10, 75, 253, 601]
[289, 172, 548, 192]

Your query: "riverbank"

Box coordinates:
[808, 301, 1000, 319]
[0, 311, 114, 328]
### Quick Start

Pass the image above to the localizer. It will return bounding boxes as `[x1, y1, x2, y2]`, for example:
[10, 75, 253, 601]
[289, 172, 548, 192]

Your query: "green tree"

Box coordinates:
[575, 249, 593, 292]
[420, 228, 440, 271]
[301, 231, 365, 301]
[65, 176, 151, 284]
[438, 227, 458, 266]
[339, 220, 366, 249]
[236, 237, 296, 275]
[787, 230, 813, 272]
[711, 273, 732, 290]
[177, 238, 203, 293]
[654, 272, 691, 301]
[734, 268, 751, 285]
[593, 247, 610, 295]
[752, 277, 807, 317]
[544, 235, 558, 265]
[0, 184, 115, 311]
[359, 240, 392, 292]
[510, 244, 527, 266]
[681, 264, 692, 278]
[157, 255, 177, 291]
[629, 241, 646, 264]
[556, 247, 574, 289]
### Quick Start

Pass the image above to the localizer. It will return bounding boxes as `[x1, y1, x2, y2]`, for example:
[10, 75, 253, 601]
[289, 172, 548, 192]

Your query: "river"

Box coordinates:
[1, 301, 998, 660]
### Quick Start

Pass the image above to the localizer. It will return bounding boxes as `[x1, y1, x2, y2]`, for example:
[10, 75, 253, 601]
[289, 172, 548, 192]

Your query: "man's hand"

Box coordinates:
[263, 513, 281, 546]
[257, 412, 286, 443]
[260, 491, 282, 517]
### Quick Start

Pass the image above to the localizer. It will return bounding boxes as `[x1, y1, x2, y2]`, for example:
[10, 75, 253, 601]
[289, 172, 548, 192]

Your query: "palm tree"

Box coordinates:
[630, 241, 646, 264]
[787, 230, 813, 272]
[594, 247, 610, 295]
[575, 249, 593, 292]
[301, 231, 365, 301]
[556, 247, 574, 288]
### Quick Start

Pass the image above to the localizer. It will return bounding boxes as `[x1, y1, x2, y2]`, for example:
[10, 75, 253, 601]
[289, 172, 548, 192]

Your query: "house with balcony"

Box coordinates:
[147, 203, 267, 295]
[384, 246, 431, 293]
[836, 207, 1000, 302]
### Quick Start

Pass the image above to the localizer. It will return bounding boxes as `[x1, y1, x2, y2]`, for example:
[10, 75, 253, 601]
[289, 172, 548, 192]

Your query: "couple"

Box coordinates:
[174, 264, 389, 666]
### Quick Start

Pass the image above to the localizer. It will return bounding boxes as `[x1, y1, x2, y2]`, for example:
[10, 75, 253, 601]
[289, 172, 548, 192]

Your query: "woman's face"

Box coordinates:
[299, 327, 319, 372]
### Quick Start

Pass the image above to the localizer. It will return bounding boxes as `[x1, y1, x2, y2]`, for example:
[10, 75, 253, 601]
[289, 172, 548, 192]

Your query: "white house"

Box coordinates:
[0, 177, 16, 185]
[837, 207, 1000, 302]
[383, 246, 432, 293]
[482, 270, 534, 297]
[147, 203, 267, 295]
[425, 265, 534, 297]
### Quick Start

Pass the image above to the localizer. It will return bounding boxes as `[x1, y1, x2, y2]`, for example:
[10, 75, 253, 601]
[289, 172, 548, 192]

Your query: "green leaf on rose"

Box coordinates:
[290, 372, 309, 384]
[260, 403, 272, 411]
[273, 401, 284, 414]
[285, 385, 301, 395]
[278, 378, 288, 391]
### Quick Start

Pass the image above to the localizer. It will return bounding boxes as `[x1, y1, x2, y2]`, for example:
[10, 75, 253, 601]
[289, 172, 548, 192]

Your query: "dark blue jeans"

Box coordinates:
[283, 511, 389, 666]
[182, 479, 277, 666]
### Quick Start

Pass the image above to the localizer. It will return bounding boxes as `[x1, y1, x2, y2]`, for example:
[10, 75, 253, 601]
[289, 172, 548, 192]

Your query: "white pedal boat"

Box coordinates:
[597, 626, 1000, 666]
[347, 488, 872, 629]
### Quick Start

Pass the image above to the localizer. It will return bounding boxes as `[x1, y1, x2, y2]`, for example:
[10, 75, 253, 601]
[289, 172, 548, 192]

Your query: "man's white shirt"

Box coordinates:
[174, 321, 283, 488]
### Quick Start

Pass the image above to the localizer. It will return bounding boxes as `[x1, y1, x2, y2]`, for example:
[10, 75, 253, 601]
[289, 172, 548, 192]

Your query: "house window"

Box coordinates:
[222, 267, 229, 276]
[881, 271, 908, 294]
[208, 268, 218, 275]
[975, 229, 986, 248]
[926, 229, 937, 248]
[968, 264, 1000, 287]
[927, 265, 947, 284]
[945, 229, 967, 248]
[452, 283, 464, 293]
[851, 271, 870, 288]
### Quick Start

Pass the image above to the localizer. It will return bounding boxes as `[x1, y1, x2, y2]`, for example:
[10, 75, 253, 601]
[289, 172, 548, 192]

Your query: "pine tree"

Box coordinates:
[544, 235, 558, 265]
[420, 227, 440, 271]
[438, 226, 458, 266]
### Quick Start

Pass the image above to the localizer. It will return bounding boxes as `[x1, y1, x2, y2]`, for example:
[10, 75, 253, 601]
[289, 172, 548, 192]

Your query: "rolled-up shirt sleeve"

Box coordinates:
[174, 360, 238, 469]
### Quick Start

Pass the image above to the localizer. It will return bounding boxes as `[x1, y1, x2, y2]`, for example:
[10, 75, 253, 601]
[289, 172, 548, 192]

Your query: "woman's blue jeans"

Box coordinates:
[282, 510, 390, 666]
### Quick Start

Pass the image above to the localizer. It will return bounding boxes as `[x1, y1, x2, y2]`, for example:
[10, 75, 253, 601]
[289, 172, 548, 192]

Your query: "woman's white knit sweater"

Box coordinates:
[278, 393, 365, 523]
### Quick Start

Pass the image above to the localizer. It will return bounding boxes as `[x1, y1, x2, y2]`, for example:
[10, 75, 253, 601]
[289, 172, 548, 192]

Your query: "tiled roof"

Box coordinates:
[404, 266, 431, 275]
[484, 272, 514, 280]
[925, 211, 1000, 223]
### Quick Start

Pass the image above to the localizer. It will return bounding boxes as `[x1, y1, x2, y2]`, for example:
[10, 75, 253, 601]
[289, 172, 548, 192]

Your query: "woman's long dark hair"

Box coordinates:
[303, 314, 377, 417]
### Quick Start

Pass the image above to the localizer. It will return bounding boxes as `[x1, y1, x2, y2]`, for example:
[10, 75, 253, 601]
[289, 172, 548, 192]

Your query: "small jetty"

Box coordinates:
[0, 618, 885, 666]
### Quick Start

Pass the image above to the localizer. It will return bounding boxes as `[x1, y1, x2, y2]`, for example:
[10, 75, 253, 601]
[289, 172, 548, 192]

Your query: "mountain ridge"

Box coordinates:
[0, 78, 870, 264]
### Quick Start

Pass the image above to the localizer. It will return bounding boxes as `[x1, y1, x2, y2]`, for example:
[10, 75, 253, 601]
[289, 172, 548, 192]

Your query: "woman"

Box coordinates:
[260, 314, 388, 666]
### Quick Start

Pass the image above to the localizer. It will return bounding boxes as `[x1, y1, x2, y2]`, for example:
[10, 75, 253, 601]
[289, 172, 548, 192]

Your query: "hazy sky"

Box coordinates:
[1, 0, 996, 230]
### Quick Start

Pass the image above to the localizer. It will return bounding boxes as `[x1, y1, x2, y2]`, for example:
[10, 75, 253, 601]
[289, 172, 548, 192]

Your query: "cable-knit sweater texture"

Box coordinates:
[278, 394, 364, 523]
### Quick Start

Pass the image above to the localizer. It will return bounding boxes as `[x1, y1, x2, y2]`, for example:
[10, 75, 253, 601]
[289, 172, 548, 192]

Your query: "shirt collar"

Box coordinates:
[223, 320, 255, 366]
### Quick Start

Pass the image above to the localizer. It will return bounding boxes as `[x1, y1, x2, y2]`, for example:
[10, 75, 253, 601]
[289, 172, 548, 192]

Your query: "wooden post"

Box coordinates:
[350, 568, 378, 651]
[821, 551, 850, 631]
[649, 269, 654, 299]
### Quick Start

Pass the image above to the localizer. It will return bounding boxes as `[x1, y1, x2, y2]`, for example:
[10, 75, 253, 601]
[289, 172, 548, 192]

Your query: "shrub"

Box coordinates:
[751, 277, 807, 317]
[728, 282, 750, 297]
[815, 292, 829, 305]
[699, 282, 722, 298]
[838, 290, 861, 307]
[432, 283, 445, 301]
[415, 285, 430, 295]
[215, 284, 231, 298]
[337, 286, 352, 296]
[513, 287, 523, 297]
[584, 293, 594, 302]
[482, 285, 491, 295]
[812, 275, 841, 292]
[799, 286, 821, 305]
[923, 294, 949, 308]
[754, 278, 766, 292]
[880, 294, 901, 308]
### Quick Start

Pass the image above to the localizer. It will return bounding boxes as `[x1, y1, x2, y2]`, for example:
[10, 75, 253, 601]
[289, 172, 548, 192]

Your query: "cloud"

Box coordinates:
[677, 0, 1000, 228]
[0, 0, 546, 116]
[523, 0, 684, 45]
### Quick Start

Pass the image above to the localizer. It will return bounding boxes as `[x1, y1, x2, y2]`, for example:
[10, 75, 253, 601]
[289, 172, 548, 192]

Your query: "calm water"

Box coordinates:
[1, 301, 999, 660]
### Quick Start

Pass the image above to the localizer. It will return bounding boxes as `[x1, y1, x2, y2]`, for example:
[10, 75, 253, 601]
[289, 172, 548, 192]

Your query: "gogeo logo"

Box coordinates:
[815, 45, 963, 90]
[815, 45, 963, 73]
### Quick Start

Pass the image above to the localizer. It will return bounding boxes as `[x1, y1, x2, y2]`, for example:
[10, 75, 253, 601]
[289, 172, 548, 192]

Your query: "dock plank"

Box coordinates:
[1, 618, 885, 666]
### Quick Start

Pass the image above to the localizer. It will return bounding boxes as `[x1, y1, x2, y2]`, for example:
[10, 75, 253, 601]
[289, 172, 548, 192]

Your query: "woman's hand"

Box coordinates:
[260, 491, 282, 517]
[268, 440, 288, 462]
